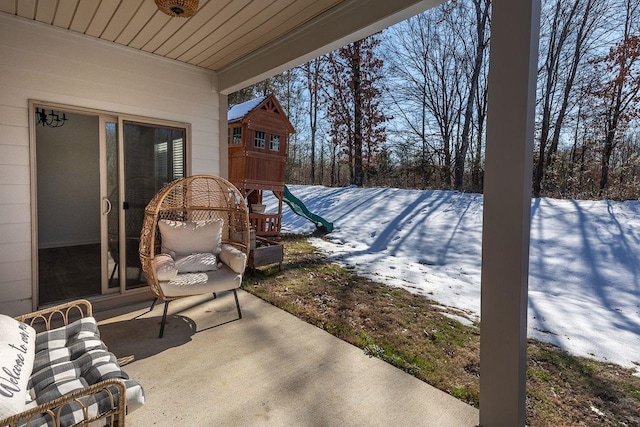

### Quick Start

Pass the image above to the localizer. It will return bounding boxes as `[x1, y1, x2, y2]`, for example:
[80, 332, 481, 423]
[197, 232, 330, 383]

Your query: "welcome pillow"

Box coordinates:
[159, 219, 223, 256]
[0, 314, 36, 419]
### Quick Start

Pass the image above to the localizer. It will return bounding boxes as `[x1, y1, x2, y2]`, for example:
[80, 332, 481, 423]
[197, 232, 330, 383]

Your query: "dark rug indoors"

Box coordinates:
[38, 244, 102, 305]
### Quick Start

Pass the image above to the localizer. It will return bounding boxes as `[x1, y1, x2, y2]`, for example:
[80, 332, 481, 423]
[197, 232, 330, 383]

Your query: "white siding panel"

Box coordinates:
[0, 29, 216, 110]
[1, 86, 44, 108]
[0, 223, 31, 244]
[0, 260, 31, 282]
[0, 242, 30, 263]
[191, 158, 220, 176]
[0, 15, 221, 310]
[0, 145, 29, 166]
[191, 143, 218, 161]
[0, 293, 32, 317]
[0, 185, 31, 204]
[191, 138, 220, 164]
[0, 124, 29, 147]
[0, 164, 30, 185]
[0, 204, 31, 224]
[0, 105, 28, 127]
[0, 280, 32, 304]
[1, 65, 213, 125]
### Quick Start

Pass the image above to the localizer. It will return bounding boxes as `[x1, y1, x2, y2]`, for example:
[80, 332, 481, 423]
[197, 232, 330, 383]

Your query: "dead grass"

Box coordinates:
[243, 234, 640, 426]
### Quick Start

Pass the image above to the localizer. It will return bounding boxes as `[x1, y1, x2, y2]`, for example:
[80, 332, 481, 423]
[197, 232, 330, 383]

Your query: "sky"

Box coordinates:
[265, 185, 640, 375]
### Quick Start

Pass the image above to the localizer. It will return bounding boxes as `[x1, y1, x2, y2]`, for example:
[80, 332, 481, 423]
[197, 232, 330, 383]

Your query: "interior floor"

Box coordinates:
[38, 243, 145, 305]
[38, 243, 102, 305]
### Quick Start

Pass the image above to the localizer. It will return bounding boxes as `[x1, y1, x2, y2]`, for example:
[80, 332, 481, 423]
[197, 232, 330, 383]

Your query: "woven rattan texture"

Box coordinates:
[3, 301, 126, 427]
[139, 175, 250, 300]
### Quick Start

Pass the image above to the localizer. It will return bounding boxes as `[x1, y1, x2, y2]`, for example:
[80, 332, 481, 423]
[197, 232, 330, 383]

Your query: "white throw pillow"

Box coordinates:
[0, 314, 36, 419]
[219, 244, 247, 274]
[175, 253, 221, 273]
[154, 253, 178, 281]
[158, 219, 223, 256]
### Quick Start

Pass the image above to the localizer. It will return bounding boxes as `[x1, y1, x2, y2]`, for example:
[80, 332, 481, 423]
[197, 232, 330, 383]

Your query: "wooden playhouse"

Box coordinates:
[227, 95, 294, 268]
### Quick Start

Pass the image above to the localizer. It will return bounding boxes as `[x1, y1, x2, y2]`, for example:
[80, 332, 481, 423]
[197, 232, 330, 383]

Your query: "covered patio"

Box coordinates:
[96, 290, 478, 426]
[1, 0, 540, 424]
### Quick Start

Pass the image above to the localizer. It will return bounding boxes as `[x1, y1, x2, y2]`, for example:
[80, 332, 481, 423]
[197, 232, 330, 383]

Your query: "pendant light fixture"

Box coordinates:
[154, 0, 199, 18]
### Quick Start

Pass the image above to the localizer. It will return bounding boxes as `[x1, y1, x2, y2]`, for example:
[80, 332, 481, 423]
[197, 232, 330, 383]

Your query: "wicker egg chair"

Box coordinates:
[139, 175, 250, 337]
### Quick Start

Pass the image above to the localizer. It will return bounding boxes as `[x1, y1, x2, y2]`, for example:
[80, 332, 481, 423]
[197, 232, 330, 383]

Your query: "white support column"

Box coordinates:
[480, 0, 540, 425]
[218, 93, 229, 179]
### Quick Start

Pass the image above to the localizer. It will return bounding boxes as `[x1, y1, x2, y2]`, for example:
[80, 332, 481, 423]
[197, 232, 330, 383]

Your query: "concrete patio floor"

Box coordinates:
[95, 290, 479, 426]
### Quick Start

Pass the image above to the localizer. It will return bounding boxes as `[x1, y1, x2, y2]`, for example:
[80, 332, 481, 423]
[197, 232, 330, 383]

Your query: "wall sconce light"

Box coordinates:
[36, 108, 68, 128]
[155, 0, 199, 18]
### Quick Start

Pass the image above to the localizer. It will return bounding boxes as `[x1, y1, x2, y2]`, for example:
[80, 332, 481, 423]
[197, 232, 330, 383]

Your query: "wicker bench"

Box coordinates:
[0, 300, 144, 427]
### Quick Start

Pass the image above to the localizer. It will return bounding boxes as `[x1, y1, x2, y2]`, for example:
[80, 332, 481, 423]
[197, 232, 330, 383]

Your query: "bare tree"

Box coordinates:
[384, 13, 438, 188]
[593, 0, 640, 191]
[305, 58, 323, 184]
[384, 10, 464, 188]
[470, 56, 489, 192]
[452, 0, 491, 190]
[533, 0, 607, 196]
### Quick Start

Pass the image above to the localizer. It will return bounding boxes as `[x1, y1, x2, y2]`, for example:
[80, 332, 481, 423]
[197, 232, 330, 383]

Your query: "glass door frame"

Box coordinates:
[29, 100, 191, 309]
[99, 115, 121, 296]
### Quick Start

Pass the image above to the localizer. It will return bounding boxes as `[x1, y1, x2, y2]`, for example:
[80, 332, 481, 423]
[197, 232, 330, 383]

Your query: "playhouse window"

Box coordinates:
[231, 127, 242, 144]
[270, 135, 280, 151]
[254, 131, 265, 148]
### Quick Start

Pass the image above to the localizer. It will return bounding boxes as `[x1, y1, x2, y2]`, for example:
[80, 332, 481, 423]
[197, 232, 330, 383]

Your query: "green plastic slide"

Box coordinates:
[283, 186, 333, 233]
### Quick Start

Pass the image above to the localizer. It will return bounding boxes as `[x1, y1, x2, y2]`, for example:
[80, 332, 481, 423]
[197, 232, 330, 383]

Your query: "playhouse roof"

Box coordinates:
[227, 96, 268, 122]
[227, 94, 295, 133]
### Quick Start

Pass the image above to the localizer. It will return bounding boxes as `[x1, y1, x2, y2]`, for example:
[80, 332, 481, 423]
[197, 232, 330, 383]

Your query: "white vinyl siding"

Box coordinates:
[0, 15, 221, 315]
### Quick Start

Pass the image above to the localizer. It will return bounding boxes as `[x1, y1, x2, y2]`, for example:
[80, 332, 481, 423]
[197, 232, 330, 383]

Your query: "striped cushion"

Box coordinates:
[21, 317, 144, 427]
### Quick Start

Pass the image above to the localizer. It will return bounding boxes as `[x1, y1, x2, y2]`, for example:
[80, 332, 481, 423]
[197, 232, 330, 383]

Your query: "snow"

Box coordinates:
[264, 185, 640, 374]
[227, 96, 267, 122]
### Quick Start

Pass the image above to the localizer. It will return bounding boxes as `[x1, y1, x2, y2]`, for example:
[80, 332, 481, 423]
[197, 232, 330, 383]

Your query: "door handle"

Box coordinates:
[103, 197, 112, 215]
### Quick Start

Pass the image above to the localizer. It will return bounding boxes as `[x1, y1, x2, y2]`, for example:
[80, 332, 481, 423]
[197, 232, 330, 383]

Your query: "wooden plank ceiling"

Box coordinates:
[0, 0, 343, 72]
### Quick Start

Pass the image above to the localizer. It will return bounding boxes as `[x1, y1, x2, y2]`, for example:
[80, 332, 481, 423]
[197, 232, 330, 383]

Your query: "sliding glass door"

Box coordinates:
[36, 106, 187, 305]
[36, 110, 102, 304]
[118, 121, 185, 290]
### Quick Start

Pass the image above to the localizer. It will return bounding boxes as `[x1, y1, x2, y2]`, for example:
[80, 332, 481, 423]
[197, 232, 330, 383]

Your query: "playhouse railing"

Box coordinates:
[250, 213, 282, 238]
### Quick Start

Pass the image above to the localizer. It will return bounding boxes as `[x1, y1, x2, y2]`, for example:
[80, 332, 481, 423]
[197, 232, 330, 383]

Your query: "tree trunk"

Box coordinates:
[454, 0, 489, 190]
[546, 0, 601, 180]
[534, 0, 580, 197]
[330, 143, 337, 187]
[600, 107, 621, 191]
[306, 60, 319, 184]
[352, 41, 364, 187]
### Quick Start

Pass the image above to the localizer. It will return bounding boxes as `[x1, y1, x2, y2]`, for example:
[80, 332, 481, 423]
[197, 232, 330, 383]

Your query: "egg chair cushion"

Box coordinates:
[158, 219, 223, 256]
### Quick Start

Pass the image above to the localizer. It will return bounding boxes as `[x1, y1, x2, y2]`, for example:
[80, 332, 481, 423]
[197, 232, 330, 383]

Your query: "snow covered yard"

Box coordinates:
[265, 185, 640, 374]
